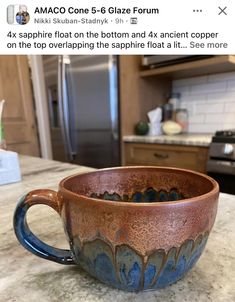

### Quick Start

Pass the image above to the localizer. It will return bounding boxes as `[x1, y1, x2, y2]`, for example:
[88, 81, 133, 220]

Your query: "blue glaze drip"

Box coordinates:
[71, 233, 209, 291]
[144, 188, 158, 202]
[94, 253, 117, 285]
[120, 262, 141, 291]
[155, 256, 187, 288]
[188, 239, 207, 270]
[143, 264, 156, 289]
[131, 192, 143, 202]
[90, 187, 184, 203]
[169, 190, 180, 201]
[159, 191, 168, 202]
[14, 193, 210, 292]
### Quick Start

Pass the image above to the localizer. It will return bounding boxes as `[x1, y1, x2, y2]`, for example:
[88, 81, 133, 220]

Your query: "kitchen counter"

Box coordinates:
[123, 134, 212, 147]
[1, 155, 235, 302]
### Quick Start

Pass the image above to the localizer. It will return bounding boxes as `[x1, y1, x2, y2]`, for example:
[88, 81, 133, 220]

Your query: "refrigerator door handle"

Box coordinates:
[109, 55, 119, 141]
[58, 55, 76, 161]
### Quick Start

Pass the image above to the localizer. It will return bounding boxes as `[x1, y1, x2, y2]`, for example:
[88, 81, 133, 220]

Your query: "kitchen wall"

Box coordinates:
[172, 71, 235, 133]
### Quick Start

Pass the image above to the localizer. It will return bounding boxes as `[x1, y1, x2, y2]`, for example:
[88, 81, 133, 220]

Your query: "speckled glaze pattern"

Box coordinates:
[13, 166, 219, 292]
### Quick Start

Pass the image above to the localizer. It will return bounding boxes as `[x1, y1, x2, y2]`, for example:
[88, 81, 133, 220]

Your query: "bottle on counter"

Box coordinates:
[175, 108, 189, 133]
[168, 93, 181, 120]
[162, 103, 173, 121]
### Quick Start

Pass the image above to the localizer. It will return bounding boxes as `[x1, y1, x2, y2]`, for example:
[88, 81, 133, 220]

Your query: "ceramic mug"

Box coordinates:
[13, 166, 219, 291]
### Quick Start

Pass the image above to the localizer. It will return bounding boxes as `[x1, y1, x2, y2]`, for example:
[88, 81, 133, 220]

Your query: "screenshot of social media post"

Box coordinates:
[0, 1, 235, 301]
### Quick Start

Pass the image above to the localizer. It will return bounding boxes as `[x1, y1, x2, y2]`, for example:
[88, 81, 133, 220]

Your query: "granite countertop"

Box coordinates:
[1, 155, 235, 302]
[123, 134, 212, 147]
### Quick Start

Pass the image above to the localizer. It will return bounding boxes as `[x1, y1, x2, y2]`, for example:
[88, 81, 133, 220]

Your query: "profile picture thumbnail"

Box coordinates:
[16, 5, 29, 25]
[7, 4, 30, 25]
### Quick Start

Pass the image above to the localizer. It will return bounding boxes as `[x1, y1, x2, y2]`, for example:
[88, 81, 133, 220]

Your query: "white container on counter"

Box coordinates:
[0, 150, 21, 185]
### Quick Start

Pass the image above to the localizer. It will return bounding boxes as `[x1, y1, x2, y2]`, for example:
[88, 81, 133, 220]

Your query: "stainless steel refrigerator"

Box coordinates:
[42, 55, 120, 168]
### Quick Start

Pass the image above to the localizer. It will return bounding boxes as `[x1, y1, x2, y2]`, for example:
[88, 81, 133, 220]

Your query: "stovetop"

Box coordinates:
[212, 129, 235, 143]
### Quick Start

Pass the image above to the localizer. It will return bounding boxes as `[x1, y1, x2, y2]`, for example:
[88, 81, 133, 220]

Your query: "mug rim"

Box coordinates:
[59, 166, 219, 207]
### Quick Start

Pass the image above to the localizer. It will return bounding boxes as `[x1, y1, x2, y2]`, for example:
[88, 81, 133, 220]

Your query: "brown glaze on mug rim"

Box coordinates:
[59, 166, 219, 207]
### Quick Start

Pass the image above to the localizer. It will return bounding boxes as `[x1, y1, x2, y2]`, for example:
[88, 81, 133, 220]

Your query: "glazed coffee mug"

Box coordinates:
[14, 166, 219, 291]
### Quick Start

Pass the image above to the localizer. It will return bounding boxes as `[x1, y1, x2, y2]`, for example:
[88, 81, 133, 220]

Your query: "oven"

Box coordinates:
[206, 130, 235, 195]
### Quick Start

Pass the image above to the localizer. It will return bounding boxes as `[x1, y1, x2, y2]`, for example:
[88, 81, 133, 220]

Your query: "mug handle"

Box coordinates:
[13, 189, 75, 265]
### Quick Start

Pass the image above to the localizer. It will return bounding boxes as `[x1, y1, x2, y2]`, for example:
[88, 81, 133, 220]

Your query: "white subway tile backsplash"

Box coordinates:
[190, 82, 227, 95]
[172, 71, 235, 133]
[208, 72, 235, 82]
[189, 115, 205, 124]
[206, 92, 235, 103]
[224, 102, 235, 113]
[227, 80, 235, 91]
[173, 76, 207, 87]
[172, 86, 190, 97]
[205, 113, 235, 124]
[189, 124, 221, 133]
[222, 124, 235, 130]
[196, 103, 224, 114]
[205, 114, 225, 123]
[222, 114, 235, 124]
[181, 95, 207, 103]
